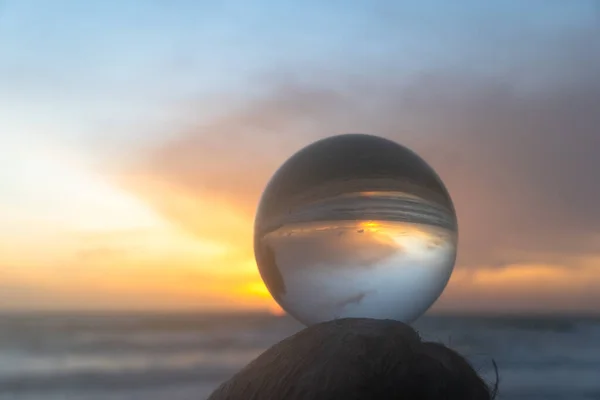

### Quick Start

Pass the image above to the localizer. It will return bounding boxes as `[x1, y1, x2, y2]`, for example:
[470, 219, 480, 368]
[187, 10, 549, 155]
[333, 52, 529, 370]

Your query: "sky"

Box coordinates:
[1, 0, 599, 313]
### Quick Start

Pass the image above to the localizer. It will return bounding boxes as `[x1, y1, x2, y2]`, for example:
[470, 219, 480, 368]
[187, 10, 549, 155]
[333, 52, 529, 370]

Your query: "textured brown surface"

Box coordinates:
[207, 318, 493, 400]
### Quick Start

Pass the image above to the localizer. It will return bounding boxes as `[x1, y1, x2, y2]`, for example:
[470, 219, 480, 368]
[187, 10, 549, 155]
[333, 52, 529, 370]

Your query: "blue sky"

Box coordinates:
[2, 0, 596, 143]
[1, 0, 595, 141]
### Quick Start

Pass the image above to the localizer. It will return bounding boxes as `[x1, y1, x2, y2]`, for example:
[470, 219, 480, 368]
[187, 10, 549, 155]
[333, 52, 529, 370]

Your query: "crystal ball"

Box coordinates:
[254, 134, 457, 325]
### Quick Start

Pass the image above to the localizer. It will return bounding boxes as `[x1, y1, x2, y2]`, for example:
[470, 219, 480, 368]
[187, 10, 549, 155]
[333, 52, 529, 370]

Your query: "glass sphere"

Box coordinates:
[254, 134, 457, 325]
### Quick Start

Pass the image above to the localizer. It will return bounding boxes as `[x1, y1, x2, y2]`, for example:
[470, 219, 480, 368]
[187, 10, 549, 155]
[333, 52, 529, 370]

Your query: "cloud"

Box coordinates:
[433, 262, 600, 313]
[122, 21, 600, 275]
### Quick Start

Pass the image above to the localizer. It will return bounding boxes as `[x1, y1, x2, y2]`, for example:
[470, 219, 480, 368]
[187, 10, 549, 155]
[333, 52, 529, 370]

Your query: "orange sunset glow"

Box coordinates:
[1, 138, 599, 314]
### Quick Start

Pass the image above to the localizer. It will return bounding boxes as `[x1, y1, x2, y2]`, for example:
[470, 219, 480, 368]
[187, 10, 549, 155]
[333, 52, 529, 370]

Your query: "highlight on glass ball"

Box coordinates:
[254, 133, 458, 326]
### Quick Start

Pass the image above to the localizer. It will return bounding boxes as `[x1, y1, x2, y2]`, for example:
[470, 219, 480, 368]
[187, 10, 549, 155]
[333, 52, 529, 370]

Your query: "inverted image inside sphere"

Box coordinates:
[254, 134, 457, 326]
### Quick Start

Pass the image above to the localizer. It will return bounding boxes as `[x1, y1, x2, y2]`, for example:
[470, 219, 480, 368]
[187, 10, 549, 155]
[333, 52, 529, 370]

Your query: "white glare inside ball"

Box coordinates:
[254, 134, 458, 326]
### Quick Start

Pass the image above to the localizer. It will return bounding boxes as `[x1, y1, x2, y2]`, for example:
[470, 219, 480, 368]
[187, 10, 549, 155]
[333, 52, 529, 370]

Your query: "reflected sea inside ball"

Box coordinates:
[254, 134, 458, 326]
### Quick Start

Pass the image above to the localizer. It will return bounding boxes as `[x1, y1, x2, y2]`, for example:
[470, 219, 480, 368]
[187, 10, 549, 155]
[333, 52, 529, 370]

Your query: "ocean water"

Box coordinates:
[0, 312, 599, 400]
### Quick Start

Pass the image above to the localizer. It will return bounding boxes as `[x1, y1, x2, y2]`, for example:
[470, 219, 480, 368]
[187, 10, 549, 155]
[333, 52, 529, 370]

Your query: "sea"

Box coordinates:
[1, 312, 599, 400]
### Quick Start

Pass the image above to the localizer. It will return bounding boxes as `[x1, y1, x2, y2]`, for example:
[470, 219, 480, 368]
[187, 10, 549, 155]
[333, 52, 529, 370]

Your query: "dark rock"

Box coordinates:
[208, 318, 494, 400]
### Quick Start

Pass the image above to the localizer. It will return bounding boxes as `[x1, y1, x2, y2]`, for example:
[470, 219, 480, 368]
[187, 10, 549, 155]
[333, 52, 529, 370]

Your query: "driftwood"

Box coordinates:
[208, 318, 494, 400]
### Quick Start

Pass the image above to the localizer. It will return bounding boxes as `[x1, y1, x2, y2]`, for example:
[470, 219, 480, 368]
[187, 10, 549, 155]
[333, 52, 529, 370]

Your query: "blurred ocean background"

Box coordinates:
[1, 312, 599, 400]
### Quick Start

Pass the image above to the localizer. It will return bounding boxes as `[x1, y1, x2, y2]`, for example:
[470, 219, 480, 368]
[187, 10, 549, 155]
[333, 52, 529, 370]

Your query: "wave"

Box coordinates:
[1, 312, 599, 400]
[0, 364, 232, 394]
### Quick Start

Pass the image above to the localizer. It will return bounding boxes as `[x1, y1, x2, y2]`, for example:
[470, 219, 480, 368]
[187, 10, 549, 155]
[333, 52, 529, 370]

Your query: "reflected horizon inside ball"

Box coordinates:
[254, 134, 457, 326]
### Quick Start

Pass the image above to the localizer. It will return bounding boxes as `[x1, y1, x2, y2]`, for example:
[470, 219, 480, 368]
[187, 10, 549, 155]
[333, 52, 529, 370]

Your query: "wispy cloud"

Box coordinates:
[127, 22, 600, 272]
